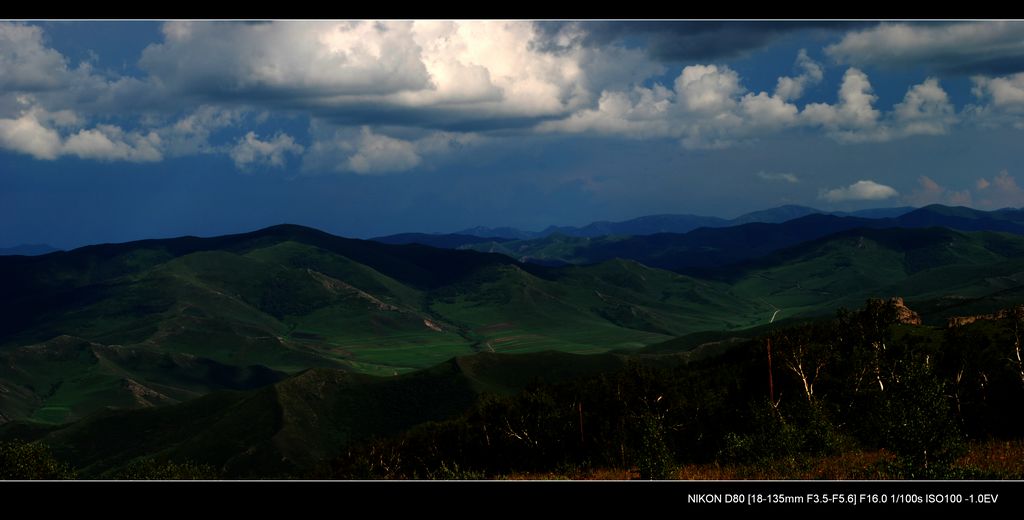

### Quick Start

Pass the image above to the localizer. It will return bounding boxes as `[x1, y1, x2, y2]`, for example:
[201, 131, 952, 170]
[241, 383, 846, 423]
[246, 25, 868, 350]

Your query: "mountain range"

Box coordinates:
[4, 203, 1024, 477]
[461, 205, 1024, 271]
[444, 204, 917, 240]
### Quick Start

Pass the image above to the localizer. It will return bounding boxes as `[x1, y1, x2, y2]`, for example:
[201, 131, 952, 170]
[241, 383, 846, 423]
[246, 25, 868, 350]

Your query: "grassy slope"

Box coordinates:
[3, 351, 628, 477]
[725, 227, 1024, 323]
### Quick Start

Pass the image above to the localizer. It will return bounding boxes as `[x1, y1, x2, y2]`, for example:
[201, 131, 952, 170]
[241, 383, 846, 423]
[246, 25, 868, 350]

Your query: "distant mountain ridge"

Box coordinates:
[0, 244, 60, 256]
[462, 205, 1024, 272]
[370, 233, 511, 249]
[453, 205, 916, 240]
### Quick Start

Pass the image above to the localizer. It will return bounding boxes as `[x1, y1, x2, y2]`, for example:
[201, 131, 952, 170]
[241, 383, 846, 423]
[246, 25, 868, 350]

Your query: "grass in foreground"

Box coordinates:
[495, 441, 1024, 480]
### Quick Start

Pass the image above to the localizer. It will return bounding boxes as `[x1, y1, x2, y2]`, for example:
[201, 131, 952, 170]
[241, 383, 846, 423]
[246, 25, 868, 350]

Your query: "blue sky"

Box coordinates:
[3, 20, 1024, 248]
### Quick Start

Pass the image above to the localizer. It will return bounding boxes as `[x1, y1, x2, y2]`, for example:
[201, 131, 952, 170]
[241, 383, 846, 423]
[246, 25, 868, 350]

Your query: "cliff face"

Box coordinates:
[890, 297, 922, 326]
[947, 305, 1024, 328]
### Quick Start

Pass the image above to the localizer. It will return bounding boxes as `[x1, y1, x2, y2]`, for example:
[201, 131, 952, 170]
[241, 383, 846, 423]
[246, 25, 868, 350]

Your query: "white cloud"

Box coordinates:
[0, 23, 74, 92]
[801, 71, 955, 142]
[539, 63, 796, 149]
[973, 73, 1024, 108]
[820, 180, 899, 202]
[756, 171, 799, 183]
[63, 125, 162, 162]
[971, 73, 1024, 127]
[892, 78, 957, 136]
[674, 64, 742, 113]
[137, 20, 654, 125]
[827, 21, 1024, 73]
[142, 21, 431, 98]
[801, 68, 880, 140]
[540, 59, 960, 149]
[535, 84, 675, 138]
[346, 129, 421, 174]
[229, 131, 303, 170]
[774, 49, 823, 101]
[739, 92, 799, 128]
[304, 124, 482, 175]
[0, 104, 162, 162]
[0, 109, 62, 159]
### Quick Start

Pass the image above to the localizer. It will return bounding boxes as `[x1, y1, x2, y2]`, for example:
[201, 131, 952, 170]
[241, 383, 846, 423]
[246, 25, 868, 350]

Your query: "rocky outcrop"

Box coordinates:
[947, 305, 1024, 328]
[890, 297, 922, 326]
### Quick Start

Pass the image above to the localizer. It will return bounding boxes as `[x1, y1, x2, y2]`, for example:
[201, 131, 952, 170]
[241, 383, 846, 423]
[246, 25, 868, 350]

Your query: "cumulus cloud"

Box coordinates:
[0, 23, 75, 92]
[304, 124, 482, 175]
[970, 73, 1024, 127]
[801, 70, 956, 142]
[756, 171, 799, 183]
[229, 131, 303, 170]
[972, 73, 1024, 109]
[0, 109, 62, 159]
[904, 175, 972, 207]
[775, 49, 823, 101]
[675, 64, 742, 113]
[800, 68, 880, 139]
[975, 169, 1024, 209]
[892, 78, 957, 136]
[63, 125, 162, 162]
[345, 129, 421, 174]
[539, 62, 800, 149]
[820, 180, 899, 202]
[136, 20, 656, 127]
[540, 57, 962, 149]
[827, 21, 1024, 75]
[0, 104, 162, 162]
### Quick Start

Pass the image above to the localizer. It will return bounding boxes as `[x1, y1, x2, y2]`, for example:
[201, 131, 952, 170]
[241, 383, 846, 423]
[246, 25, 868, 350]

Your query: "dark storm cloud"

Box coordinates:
[534, 21, 874, 61]
[827, 21, 1024, 76]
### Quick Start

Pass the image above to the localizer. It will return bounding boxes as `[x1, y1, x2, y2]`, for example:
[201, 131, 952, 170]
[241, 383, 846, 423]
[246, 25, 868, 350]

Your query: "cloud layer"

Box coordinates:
[0, 20, 1023, 180]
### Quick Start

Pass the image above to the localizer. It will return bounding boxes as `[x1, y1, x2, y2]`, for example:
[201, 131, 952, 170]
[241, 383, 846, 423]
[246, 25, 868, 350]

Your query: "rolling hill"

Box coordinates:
[6, 216, 1024, 429]
[0, 225, 762, 425]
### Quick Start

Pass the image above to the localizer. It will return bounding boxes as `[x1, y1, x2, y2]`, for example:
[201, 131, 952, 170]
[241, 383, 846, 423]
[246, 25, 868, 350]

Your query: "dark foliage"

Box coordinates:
[326, 299, 1024, 479]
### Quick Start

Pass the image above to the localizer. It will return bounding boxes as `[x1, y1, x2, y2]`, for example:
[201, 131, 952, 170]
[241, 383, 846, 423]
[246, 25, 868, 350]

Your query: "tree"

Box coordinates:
[774, 325, 832, 403]
[1008, 306, 1024, 387]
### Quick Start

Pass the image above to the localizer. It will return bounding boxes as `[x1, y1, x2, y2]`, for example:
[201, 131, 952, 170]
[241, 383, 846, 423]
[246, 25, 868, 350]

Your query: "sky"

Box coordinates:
[3, 20, 1024, 248]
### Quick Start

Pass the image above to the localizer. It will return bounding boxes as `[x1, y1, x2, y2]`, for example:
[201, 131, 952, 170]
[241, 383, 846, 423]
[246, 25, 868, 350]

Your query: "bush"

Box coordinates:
[634, 413, 673, 480]
[0, 440, 75, 479]
[114, 458, 221, 480]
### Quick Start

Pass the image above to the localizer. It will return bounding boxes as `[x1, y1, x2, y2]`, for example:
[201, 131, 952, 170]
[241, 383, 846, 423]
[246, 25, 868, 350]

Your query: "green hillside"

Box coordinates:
[0, 228, 753, 424]
[2, 351, 629, 477]
[726, 227, 1024, 323]
[5, 224, 1024, 428]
